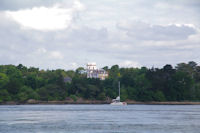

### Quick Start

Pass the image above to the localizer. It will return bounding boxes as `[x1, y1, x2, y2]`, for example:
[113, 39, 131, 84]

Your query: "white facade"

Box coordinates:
[86, 62, 108, 80]
[87, 62, 97, 70]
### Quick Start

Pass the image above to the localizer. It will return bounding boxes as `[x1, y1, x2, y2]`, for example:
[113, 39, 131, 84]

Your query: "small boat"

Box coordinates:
[110, 81, 127, 105]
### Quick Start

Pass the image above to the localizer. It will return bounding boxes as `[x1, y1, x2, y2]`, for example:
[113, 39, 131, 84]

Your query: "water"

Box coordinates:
[0, 105, 200, 133]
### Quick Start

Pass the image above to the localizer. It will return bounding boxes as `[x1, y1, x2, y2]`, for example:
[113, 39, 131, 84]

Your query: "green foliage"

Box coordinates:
[170, 71, 194, 101]
[0, 89, 11, 102]
[36, 84, 65, 101]
[126, 86, 136, 100]
[97, 92, 106, 100]
[135, 88, 154, 101]
[0, 61, 200, 103]
[3, 65, 24, 95]
[120, 88, 128, 101]
[76, 67, 85, 74]
[0, 73, 9, 89]
[36, 87, 49, 101]
[153, 91, 166, 101]
[109, 65, 120, 80]
[17, 86, 39, 102]
[69, 95, 77, 101]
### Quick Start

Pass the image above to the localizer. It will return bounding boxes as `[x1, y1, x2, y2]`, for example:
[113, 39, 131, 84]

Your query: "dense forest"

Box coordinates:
[0, 61, 200, 103]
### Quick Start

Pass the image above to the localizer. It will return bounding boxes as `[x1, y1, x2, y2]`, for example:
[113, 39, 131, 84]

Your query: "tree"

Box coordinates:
[120, 87, 128, 101]
[86, 84, 100, 99]
[170, 71, 194, 101]
[5, 66, 24, 95]
[0, 62, 199, 102]
[17, 86, 39, 102]
[135, 88, 154, 101]
[146, 65, 175, 100]
[76, 67, 85, 74]
[176, 61, 197, 79]
[102, 66, 109, 71]
[153, 91, 166, 101]
[97, 92, 106, 100]
[25, 73, 38, 89]
[109, 65, 120, 79]
[0, 73, 9, 89]
[0, 89, 11, 102]
[36, 87, 49, 101]
[126, 86, 137, 100]
[17, 64, 28, 73]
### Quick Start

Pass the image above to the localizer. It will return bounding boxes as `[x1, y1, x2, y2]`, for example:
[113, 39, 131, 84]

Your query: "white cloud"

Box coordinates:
[37, 48, 47, 54]
[49, 51, 63, 59]
[5, 0, 85, 31]
[120, 60, 141, 68]
[70, 62, 78, 69]
[0, 0, 200, 70]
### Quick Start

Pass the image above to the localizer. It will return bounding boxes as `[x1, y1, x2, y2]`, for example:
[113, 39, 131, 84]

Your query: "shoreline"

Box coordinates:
[1, 100, 200, 105]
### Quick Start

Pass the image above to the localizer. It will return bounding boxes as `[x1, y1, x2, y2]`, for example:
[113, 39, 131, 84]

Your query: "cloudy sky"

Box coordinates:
[0, 0, 200, 70]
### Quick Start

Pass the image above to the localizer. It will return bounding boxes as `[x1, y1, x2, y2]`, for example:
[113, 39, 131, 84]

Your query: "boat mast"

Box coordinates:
[119, 81, 120, 101]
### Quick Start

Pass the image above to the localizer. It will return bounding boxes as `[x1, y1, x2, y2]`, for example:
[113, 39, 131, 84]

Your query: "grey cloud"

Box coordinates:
[0, 14, 110, 69]
[65, 27, 108, 46]
[118, 22, 196, 41]
[1, 12, 199, 69]
[0, 0, 74, 11]
[0, 0, 200, 70]
[0, 20, 199, 69]
[171, 0, 200, 11]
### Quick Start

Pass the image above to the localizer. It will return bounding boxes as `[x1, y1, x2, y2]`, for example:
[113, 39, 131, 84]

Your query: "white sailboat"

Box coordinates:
[110, 81, 127, 105]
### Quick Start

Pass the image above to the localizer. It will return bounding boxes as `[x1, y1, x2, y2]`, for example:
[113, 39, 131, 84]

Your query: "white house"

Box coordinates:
[86, 62, 108, 80]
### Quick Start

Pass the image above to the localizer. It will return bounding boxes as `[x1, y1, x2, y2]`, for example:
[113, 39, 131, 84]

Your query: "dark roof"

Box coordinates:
[64, 77, 72, 83]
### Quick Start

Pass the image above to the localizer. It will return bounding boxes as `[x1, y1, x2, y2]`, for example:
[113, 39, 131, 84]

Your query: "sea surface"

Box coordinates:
[0, 104, 200, 133]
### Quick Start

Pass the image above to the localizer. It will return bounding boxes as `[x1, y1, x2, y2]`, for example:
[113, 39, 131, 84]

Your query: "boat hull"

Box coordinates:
[110, 102, 127, 105]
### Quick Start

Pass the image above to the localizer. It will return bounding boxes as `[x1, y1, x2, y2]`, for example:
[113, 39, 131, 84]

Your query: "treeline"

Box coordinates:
[0, 61, 200, 103]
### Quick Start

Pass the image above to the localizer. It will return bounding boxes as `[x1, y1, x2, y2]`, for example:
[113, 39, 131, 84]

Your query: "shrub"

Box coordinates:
[69, 95, 77, 101]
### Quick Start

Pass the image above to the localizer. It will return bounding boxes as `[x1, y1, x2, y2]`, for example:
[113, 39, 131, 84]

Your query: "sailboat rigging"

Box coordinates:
[110, 81, 127, 105]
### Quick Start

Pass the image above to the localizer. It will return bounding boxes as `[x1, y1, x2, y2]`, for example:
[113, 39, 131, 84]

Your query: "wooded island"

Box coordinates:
[0, 61, 200, 104]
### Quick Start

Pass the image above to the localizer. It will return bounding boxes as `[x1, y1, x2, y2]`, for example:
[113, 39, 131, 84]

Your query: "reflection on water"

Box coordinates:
[0, 105, 200, 133]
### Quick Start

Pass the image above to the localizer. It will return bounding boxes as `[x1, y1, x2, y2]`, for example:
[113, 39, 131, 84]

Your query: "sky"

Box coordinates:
[0, 0, 200, 70]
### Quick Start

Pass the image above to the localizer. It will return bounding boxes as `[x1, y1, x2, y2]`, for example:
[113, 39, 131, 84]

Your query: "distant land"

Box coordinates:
[0, 61, 200, 104]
